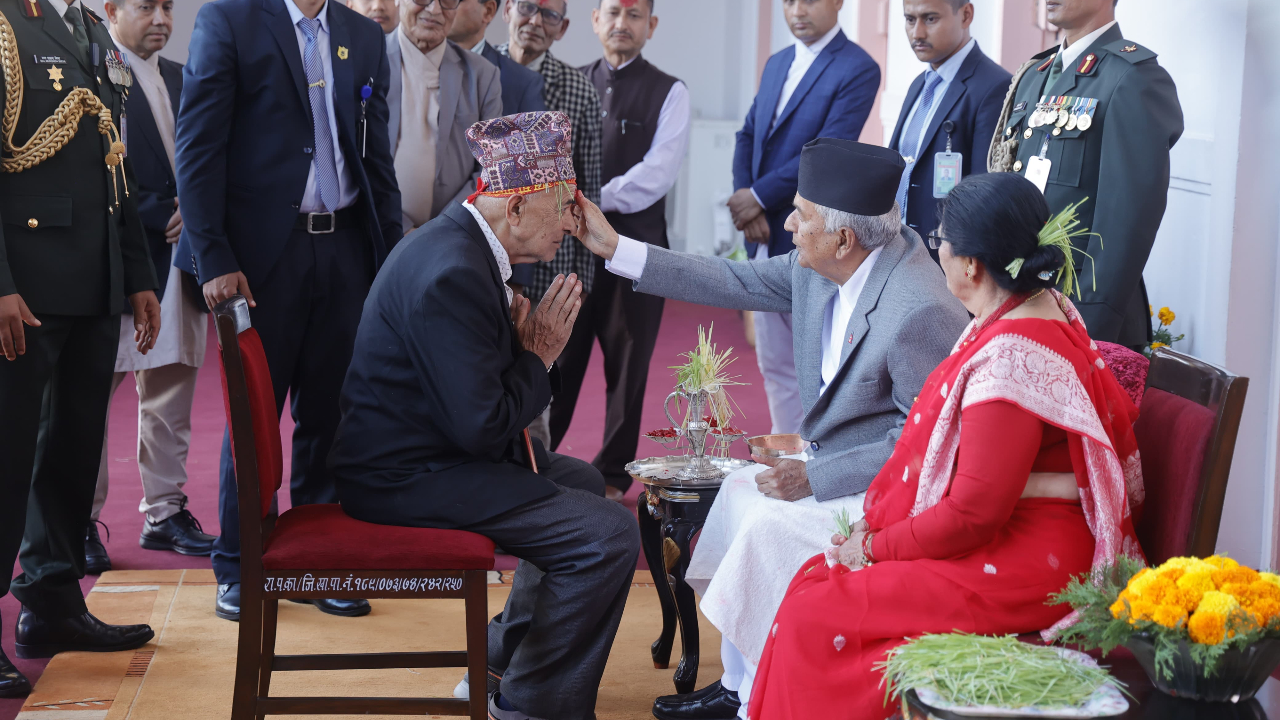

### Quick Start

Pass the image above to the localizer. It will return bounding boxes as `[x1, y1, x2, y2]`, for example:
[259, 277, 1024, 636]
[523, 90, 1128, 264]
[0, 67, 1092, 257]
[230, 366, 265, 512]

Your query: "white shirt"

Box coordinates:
[750, 23, 841, 209]
[1057, 20, 1117, 72]
[462, 201, 513, 305]
[896, 38, 976, 158]
[284, 0, 357, 212]
[599, 57, 691, 215]
[774, 23, 841, 126]
[819, 246, 880, 396]
[111, 32, 177, 173]
[606, 237, 880, 396]
[471, 38, 487, 54]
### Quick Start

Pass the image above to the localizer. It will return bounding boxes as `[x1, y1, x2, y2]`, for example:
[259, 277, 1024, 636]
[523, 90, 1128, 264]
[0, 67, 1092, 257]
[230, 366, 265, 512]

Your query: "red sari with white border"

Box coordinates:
[745, 292, 1145, 720]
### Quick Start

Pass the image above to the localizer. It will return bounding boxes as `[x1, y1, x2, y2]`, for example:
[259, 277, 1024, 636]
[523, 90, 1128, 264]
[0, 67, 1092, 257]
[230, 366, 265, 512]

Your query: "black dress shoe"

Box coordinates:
[652, 680, 741, 720]
[13, 606, 154, 660]
[0, 619, 31, 699]
[85, 522, 112, 575]
[215, 583, 241, 622]
[288, 598, 371, 617]
[140, 502, 216, 556]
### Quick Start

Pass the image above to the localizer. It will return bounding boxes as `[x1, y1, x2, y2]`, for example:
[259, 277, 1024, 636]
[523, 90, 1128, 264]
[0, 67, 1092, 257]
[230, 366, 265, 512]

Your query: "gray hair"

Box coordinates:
[814, 202, 901, 251]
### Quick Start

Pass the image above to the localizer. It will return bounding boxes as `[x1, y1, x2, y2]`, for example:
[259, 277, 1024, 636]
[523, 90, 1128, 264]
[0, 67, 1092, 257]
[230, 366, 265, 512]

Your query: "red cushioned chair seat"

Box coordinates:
[262, 504, 496, 571]
[1133, 387, 1216, 565]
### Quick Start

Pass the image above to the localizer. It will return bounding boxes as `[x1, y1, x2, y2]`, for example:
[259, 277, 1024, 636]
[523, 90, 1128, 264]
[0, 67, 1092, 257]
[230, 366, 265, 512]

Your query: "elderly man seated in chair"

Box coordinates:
[574, 139, 971, 720]
[329, 112, 640, 720]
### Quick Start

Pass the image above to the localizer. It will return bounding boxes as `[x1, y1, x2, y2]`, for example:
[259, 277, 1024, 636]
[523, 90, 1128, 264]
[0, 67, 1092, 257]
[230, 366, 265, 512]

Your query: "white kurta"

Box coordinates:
[686, 459, 865, 664]
[115, 246, 207, 372]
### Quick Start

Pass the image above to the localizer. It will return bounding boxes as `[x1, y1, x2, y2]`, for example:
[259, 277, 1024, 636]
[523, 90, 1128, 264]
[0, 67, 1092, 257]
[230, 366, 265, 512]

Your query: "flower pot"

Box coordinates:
[1125, 635, 1280, 702]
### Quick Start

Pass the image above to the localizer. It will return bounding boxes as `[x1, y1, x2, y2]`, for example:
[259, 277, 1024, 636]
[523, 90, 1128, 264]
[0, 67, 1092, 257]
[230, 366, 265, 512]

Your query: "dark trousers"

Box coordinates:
[549, 258, 665, 492]
[0, 314, 117, 619]
[467, 453, 639, 719]
[211, 225, 372, 585]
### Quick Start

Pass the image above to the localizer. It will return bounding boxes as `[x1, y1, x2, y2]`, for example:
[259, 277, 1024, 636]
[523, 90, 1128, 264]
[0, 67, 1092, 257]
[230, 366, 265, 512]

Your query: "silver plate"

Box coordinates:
[626, 455, 753, 489]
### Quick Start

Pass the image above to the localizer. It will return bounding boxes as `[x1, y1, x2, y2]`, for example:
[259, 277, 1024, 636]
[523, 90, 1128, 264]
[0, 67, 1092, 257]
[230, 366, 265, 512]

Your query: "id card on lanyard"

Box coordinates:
[932, 121, 961, 198]
[1024, 135, 1052, 193]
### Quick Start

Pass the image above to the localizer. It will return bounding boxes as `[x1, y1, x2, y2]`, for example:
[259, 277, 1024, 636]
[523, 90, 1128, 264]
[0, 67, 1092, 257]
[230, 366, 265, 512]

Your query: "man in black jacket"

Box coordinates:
[330, 112, 640, 720]
[0, 0, 160, 696]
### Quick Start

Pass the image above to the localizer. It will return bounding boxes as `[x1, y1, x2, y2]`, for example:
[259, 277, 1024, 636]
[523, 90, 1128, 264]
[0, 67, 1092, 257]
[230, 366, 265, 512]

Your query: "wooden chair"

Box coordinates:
[1132, 347, 1249, 565]
[214, 295, 493, 720]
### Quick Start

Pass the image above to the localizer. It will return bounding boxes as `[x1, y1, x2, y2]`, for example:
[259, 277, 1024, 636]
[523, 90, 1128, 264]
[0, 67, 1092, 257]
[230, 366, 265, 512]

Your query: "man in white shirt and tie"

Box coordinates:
[889, 0, 1009, 254]
[175, 0, 402, 621]
[574, 139, 968, 719]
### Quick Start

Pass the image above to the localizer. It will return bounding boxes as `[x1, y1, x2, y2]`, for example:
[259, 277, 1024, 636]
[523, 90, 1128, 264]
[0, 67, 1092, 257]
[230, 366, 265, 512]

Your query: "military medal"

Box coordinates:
[1066, 97, 1081, 131]
[105, 49, 133, 87]
[1077, 99, 1096, 131]
[1055, 97, 1070, 128]
[47, 66, 63, 91]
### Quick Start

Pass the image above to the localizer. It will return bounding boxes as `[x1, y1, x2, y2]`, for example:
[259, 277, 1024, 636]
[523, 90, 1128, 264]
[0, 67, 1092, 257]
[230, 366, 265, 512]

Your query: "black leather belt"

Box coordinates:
[294, 207, 359, 234]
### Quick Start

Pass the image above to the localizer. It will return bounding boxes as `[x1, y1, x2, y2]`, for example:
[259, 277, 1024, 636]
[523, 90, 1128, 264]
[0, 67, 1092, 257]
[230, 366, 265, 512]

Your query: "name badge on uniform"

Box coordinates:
[933, 152, 961, 198]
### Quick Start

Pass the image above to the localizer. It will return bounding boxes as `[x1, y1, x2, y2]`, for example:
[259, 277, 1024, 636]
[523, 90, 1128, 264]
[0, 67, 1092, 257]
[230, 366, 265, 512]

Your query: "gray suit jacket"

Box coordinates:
[386, 32, 503, 218]
[636, 228, 970, 499]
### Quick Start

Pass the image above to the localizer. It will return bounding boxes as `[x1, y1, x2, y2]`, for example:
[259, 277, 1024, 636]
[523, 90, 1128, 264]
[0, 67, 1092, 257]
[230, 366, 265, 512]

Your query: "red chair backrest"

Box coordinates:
[1132, 348, 1247, 565]
[215, 299, 285, 520]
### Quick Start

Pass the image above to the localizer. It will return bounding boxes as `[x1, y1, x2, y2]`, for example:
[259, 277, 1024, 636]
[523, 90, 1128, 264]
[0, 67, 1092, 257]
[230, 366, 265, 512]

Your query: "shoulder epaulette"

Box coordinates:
[1102, 39, 1157, 64]
[84, 6, 102, 23]
[19, 0, 43, 18]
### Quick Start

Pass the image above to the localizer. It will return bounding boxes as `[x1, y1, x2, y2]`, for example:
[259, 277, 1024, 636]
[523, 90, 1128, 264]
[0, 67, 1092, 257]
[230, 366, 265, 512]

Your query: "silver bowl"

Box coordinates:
[745, 433, 806, 458]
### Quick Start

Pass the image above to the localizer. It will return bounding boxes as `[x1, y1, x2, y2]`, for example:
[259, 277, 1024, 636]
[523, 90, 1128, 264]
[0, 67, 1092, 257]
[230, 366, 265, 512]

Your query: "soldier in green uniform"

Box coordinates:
[987, 0, 1182, 349]
[0, 0, 161, 697]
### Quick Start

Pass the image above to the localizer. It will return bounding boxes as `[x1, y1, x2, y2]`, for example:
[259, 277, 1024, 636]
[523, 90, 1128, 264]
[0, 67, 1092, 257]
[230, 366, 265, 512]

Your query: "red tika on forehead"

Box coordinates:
[619, 0, 639, 7]
[537, 0, 552, 6]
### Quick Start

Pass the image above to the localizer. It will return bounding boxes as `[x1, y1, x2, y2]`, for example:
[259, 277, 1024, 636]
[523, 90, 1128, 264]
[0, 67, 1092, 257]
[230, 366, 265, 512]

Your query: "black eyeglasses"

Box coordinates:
[514, 0, 565, 27]
[411, 0, 460, 8]
[926, 230, 945, 250]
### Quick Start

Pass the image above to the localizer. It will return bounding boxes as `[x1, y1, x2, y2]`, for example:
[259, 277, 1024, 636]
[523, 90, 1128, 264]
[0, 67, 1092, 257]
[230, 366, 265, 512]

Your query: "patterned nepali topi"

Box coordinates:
[465, 111, 576, 200]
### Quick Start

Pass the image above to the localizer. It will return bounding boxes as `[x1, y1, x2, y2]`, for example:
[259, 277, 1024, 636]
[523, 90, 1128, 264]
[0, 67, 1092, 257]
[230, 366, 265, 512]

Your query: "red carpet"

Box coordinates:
[2, 300, 769, 717]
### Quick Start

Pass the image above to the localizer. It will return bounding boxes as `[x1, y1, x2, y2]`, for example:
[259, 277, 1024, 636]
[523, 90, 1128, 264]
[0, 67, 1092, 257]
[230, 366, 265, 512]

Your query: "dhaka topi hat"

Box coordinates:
[798, 138, 905, 216]
[465, 111, 576, 200]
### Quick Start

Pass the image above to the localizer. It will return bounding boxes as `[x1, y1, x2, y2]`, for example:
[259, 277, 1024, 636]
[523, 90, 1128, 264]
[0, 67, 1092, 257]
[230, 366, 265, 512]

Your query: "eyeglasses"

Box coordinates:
[926, 230, 945, 250]
[411, 0, 460, 9]
[514, 0, 565, 27]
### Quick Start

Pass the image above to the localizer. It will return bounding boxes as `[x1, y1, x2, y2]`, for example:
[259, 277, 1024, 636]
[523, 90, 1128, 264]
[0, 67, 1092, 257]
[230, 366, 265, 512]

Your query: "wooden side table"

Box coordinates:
[638, 482, 722, 695]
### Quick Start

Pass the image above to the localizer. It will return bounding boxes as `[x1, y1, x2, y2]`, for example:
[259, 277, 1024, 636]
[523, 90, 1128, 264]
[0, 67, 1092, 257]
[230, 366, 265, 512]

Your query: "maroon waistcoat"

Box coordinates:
[582, 55, 679, 246]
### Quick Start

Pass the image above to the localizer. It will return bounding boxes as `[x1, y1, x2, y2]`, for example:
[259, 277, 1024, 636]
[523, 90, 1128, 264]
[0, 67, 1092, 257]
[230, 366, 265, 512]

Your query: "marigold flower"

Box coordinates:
[1149, 304, 1154, 318]
[1168, 587, 1205, 613]
[1157, 566, 1186, 583]
[1158, 307, 1176, 326]
[1196, 590, 1241, 617]
[1251, 579, 1280, 601]
[1128, 569, 1160, 598]
[1250, 598, 1280, 626]
[1152, 604, 1188, 629]
[1260, 572, 1280, 589]
[1214, 567, 1259, 587]
[1204, 556, 1240, 571]
[1189, 611, 1227, 645]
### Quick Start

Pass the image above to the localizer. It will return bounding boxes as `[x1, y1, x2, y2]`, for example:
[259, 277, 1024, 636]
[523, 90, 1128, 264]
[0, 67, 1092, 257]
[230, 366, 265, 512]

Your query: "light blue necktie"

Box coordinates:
[298, 17, 339, 213]
[895, 71, 943, 219]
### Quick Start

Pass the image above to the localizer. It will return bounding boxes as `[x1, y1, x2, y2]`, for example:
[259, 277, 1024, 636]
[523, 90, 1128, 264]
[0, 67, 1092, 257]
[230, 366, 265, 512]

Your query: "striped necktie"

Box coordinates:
[298, 17, 339, 213]
[895, 71, 942, 219]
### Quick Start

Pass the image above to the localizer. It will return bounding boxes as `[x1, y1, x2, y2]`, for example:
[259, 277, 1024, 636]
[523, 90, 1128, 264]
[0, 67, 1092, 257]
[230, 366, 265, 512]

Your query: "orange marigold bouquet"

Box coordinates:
[1051, 556, 1280, 686]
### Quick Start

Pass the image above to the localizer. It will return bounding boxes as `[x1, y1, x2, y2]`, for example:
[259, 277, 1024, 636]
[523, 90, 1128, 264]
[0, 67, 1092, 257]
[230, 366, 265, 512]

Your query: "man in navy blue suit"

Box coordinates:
[174, 0, 401, 621]
[889, 0, 1010, 259]
[727, 0, 879, 439]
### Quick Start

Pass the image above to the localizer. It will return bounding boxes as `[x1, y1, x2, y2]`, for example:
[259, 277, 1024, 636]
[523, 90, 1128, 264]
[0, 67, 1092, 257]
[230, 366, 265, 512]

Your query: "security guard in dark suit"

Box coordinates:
[0, 0, 160, 696]
[989, 12, 1182, 350]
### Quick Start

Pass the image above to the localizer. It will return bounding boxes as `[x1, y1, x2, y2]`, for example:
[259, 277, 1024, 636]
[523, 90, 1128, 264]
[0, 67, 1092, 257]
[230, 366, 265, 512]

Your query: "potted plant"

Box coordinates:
[1050, 555, 1280, 702]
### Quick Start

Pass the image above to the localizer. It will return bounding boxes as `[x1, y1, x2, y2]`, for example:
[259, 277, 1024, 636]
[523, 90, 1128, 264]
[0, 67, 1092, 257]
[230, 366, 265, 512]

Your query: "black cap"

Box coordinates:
[797, 138, 905, 216]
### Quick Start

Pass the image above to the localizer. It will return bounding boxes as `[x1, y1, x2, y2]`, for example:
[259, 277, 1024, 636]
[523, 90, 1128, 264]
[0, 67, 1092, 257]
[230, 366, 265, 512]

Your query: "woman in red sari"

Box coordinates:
[746, 173, 1146, 720]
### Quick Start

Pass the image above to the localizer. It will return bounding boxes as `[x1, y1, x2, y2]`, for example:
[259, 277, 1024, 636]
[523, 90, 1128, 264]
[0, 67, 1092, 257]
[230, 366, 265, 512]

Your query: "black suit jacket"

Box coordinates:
[479, 41, 546, 115]
[174, 0, 402, 288]
[125, 55, 182, 301]
[889, 43, 1011, 246]
[331, 202, 558, 528]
